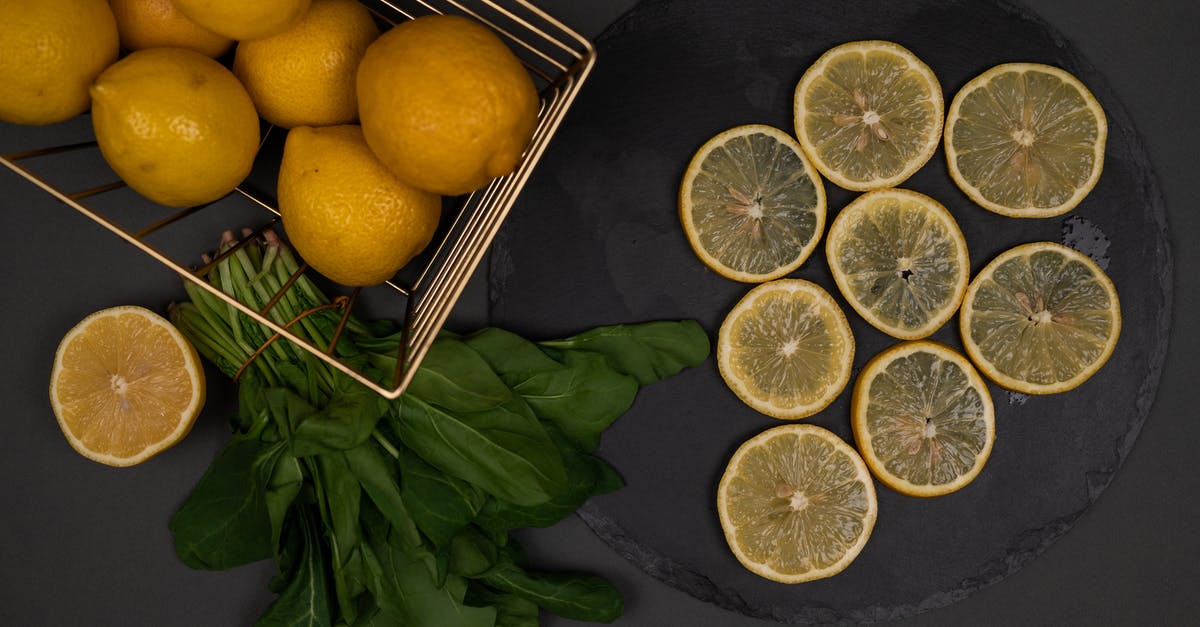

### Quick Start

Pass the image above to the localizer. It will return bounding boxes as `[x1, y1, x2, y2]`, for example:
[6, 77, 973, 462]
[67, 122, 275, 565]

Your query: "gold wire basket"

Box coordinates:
[0, 0, 595, 399]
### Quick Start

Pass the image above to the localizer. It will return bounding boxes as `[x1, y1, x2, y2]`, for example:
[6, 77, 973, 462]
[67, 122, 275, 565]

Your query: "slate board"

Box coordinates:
[487, 0, 1172, 623]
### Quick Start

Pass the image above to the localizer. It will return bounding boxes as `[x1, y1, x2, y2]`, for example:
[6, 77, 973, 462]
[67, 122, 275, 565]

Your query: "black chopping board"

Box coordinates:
[487, 0, 1171, 623]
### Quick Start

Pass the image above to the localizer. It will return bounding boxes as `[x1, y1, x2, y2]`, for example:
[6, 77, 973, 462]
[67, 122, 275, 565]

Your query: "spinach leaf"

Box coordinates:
[395, 446, 485, 550]
[406, 337, 513, 413]
[482, 544, 622, 623]
[342, 444, 421, 551]
[286, 377, 388, 457]
[256, 508, 332, 627]
[265, 452, 304, 552]
[359, 505, 496, 627]
[539, 320, 711, 386]
[312, 453, 366, 624]
[171, 437, 289, 570]
[465, 584, 539, 627]
[388, 395, 567, 506]
[475, 425, 623, 537]
[447, 526, 499, 579]
[464, 328, 639, 451]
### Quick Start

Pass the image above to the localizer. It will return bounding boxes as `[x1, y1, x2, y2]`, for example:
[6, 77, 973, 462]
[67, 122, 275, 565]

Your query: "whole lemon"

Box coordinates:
[109, 0, 233, 58]
[279, 125, 442, 287]
[356, 14, 539, 196]
[0, 0, 118, 125]
[234, 0, 379, 129]
[90, 48, 260, 208]
[171, 0, 311, 42]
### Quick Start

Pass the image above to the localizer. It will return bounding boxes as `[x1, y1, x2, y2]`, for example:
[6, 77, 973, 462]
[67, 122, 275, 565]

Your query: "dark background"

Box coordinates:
[0, 1, 1195, 626]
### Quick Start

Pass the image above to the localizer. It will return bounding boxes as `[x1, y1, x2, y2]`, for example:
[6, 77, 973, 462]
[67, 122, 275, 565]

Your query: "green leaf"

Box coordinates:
[288, 377, 388, 457]
[475, 425, 624, 535]
[464, 328, 639, 451]
[341, 444, 421, 551]
[539, 320, 711, 386]
[447, 527, 499, 579]
[256, 508, 333, 627]
[359, 511, 496, 627]
[388, 395, 567, 507]
[170, 437, 286, 570]
[313, 453, 366, 624]
[395, 446, 485, 549]
[465, 584, 539, 627]
[265, 453, 304, 552]
[407, 338, 514, 413]
[482, 545, 622, 623]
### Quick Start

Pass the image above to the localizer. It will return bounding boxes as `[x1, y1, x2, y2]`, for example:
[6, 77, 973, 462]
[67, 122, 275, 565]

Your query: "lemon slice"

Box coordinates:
[852, 341, 995, 497]
[960, 242, 1120, 394]
[793, 40, 944, 191]
[718, 279, 854, 419]
[826, 188, 970, 340]
[945, 63, 1107, 218]
[49, 306, 206, 466]
[679, 124, 827, 282]
[717, 423, 878, 583]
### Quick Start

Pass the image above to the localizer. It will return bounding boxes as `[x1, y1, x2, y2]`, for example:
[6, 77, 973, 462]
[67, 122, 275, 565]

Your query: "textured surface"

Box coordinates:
[489, 0, 1171, 622]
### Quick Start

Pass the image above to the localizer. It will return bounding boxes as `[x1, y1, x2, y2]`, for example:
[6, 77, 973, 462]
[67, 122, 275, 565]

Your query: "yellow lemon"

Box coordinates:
[959, 242, 1120, 394]
[356, 14, 540, 196]
[172, 0, 311, 41]
[278, 125, 443, 287]
[50, 306, 206, 467]
[718, 279, 855, 420]
[794, 40, 943, 191]
[945, 63, 1107, 218]
[718, 424, 877, 583]
[679, 124, 827, 283]
[0, 0, 118, 125]
[234, 0, 379, 129]
[109, 0, 233, 58]
[90, 47, 260, 208]
[852, 341, 995, 497]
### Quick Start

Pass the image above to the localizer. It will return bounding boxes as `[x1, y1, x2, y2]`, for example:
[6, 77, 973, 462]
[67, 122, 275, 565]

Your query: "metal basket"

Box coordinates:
[0, 0, 595, 399]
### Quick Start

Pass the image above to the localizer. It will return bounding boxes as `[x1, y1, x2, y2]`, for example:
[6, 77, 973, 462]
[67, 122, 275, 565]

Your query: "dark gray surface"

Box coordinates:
[0, 2, 1195, 626]
[489, 0, 1170, 623]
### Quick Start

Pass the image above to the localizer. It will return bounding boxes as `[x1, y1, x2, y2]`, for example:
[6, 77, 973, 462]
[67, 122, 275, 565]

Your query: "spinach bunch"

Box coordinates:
[167, 230, 710, 626]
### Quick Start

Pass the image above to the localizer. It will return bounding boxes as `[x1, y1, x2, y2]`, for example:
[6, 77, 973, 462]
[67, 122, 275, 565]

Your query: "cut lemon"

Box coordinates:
[718, 279, 854, 419]
[945, 63, 1107, 218]
[793, 40, 943, 191]
[679, 124, 827, 282]
[960, 242, 1120, 394]
[49, 306, 206, 466]
[851, 341, 995, 497]
[717, 423, 877, 583]
[826, 188, 969, 340]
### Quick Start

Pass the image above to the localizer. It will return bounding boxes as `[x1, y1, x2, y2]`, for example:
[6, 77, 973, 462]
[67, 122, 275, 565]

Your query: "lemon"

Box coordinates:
[49, 306, 206, 467]
[718, 279, 855, 420]
[278, 125, 442, 287]
[717, 423, 877, 583]
[233, 0, 379, 129]
[172, 0, 311, 42]
[794, 40, 943, 191]
[109, 0, 233, 58]
[825, 188, 970, 340]
[678, 124, 827, 283]
[851, 341, 995, 497]
[356, 14, 540, 196]
[90, 48, 260, 208]
[959, 242, 1120, 394]
[945, 63, 1107, 218]
[0, 0, 118, 126]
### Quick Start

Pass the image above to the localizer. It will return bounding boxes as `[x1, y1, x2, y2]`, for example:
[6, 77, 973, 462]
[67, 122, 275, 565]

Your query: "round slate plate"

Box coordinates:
[487, 0, 1171, 622]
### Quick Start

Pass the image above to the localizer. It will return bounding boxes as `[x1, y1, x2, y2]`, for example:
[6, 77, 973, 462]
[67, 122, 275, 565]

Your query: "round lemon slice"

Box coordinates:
[679, 124, 827, 282]
[945, 63, 1107, 218]
[718, 423, 878, 583]
[825, 188, 970, 340]
[852, 341, 995, 497]
[718, 279, 854, 419]
[959, 242, 1120, 394]
[793, 40, 944, 191]
[49, 306, 206, 466]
